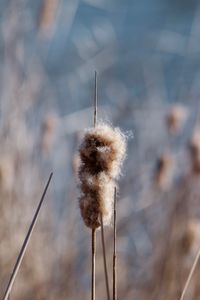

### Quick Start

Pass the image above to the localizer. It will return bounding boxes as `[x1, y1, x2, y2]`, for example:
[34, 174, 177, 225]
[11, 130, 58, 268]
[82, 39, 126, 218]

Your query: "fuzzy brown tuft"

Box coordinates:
[189, 129, 200, 175]
[78, 123, 126, 229]
[166, 105, 188, 134]
[155, 153, 173, 190]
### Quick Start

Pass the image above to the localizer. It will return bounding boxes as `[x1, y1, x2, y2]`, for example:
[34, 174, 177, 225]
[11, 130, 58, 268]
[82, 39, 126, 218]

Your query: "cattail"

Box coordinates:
[179, 226, 195, 256]
[189, 129, 200, 175]
[78, 123, 126, 229]
[0, 156, 14, 192]
[41, 113, 57, 155]
[166, 105, 188, 134]
[39, 0, 59, 36]
[155, 153, 173, 190]
[72, 154, 81, 176]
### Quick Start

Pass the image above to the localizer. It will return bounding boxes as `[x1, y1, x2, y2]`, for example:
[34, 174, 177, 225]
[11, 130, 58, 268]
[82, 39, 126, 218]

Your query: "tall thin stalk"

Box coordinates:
[2, 173, 53, 300]
[113, 187, 117, 300]
[180, 247, 200, 300]
[91, 71, 97, 300]
[91, 228, 96, 300]
[94, 70, 97, 128]
[93, 70, 111, 300]
[100, 214, 111, 300]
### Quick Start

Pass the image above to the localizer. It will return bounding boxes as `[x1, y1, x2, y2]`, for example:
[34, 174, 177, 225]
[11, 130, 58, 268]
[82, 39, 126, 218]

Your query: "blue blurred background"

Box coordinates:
[1, 1, 200, 299]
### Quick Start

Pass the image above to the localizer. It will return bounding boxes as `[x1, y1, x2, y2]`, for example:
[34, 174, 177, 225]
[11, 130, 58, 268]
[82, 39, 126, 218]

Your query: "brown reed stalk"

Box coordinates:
[94, 71, 111, 300]
[180, 247, 200, 300]
[79, 72, 125, 300]
[91, 71, 97, 300]
[2, 173, 53, 300]
[91, 228, 96, 300]
[100, 213, 111, 300]
[113, 187, 117, 300]
[94, 70, 97, 128]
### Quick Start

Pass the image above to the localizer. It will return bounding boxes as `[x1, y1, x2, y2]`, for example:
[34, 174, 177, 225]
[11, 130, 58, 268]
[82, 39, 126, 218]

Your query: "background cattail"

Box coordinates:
[40, 113, 58, 155]
[166, 105, 188, 134]
[0, 156, 15, 193]
[189, 128, 200, 175]
[154, 152, 173, 190]
[39, 0, 59, 36]
[78, 123, 126, 229]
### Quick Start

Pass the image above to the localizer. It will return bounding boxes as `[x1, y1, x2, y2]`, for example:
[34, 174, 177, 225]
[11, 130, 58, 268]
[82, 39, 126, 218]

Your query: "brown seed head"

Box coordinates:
[166, 105, 188, 134]
[179, 227, 195, 255]
[41, 113, 57, 154]
[189, 129, 200, 175]
[78, 123, 126, 229]
[155, 153, 173, 190]
[0, 156, 14, 192]
[79, 123, 126, 178]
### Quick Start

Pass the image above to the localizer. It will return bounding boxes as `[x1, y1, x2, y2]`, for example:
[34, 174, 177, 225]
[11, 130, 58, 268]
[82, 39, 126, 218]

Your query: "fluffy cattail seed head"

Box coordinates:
[0, 156, 14, 192]
[79, 173, 115, 228]
[39, 0, 59, 36]
[166, 105, 188, 134]
[179, 227, 195, 256]
[41, 113, 57, 155]
[78, 123, 126, 229]
[155, 153, 173, 190]
[189, 128, 200, 175]
[79, 124, 126, 179]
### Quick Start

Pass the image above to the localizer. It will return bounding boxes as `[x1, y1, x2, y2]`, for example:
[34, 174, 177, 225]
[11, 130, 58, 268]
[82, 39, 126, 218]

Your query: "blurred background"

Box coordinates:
[1, 0, 200, 299]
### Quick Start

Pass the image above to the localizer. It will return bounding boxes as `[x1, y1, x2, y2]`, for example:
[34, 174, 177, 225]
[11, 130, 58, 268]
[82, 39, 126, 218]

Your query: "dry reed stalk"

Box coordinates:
[113, 187, 117, 300]
[95, 71, 110, 300]
[91, 71, 97, 300]
[91, 228, 96, 300]
[89, 71, 98, 300]
[2, 173, 53, 300]
[93, 71, 110, 300]
[100, 213, 111, 300]
[94, 71, 97, 129]
[78, 72, 126, 300]
[180, 247, 200, 300]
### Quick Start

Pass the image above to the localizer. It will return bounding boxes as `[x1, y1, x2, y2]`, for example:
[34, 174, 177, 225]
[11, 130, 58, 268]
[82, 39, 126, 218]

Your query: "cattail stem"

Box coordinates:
[94, 70, 110, 299]
[113, 187, 117, 300]
[180, 247, 200, 300]
[91, 71, 98, 300]
[100, 214, 111, 300]
[2, 173, 53, 300]
[91, 229, 96, 300]
[91, 70, 98, 300]
[94, 71, 97, 127]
